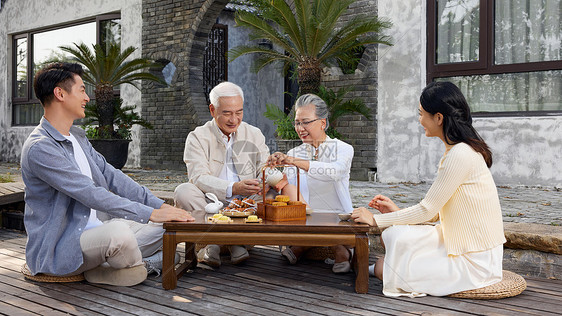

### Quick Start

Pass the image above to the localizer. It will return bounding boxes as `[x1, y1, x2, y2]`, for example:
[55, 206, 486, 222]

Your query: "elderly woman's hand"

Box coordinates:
[267, 152, 294, 166]
[351, 207, 376, 226]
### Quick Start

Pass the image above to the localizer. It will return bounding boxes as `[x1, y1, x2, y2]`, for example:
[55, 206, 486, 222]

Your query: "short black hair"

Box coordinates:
[33, 62, 85, 106]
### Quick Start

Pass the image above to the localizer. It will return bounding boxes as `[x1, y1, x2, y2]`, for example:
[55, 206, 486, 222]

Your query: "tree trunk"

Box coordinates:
[95, 84, 115, 137]
[297, 58, 321, 95]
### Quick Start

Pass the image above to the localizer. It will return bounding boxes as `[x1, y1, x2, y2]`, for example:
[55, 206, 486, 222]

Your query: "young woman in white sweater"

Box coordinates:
[352, 81, 506, 297]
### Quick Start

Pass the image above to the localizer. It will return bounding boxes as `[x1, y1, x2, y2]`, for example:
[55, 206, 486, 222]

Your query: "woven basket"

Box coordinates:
[257, 202, 306, 222]
[258, 166, 306, 222]
[21, 263, 85, 283]
[448, 270, 526, 299]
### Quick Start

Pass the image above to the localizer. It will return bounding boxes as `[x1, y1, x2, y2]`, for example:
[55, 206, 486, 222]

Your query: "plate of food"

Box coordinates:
[208, 214, 233, 223]
[220, 207, 256, 217]
[228, 198, 257, 208]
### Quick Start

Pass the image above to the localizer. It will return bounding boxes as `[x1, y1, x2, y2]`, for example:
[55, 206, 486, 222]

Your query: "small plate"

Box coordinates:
[208, 217, 233, 224]
[244, 218, 263, 223]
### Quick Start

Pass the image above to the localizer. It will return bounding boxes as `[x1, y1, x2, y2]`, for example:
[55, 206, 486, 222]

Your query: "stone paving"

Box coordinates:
[1, 162, 560, 226]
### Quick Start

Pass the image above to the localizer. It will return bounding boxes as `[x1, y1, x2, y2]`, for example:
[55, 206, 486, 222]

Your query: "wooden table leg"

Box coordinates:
[185, 242, 197, 269]
[354, 233, 369, 294]
[162, 231, 177, 290]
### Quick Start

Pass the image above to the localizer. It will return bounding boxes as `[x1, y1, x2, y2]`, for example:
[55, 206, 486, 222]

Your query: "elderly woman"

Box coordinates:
[267, 94, 354, 273]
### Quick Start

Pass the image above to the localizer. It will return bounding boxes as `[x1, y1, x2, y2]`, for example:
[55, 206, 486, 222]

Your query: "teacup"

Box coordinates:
[338, 213, 351, 221]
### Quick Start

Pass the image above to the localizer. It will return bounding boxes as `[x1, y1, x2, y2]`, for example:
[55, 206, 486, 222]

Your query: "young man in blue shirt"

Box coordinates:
[21, 62, 193, 286]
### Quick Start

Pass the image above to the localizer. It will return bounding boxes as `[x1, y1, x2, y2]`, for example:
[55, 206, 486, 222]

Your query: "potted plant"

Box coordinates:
[82, 98, 153, 169]
[229, 0, 392, 95]
[60, 42, 165, 169]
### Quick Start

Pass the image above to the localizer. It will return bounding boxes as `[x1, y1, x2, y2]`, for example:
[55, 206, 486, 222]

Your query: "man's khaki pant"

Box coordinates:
[174, 182, 209, 211]
[72, 218, 164, 275]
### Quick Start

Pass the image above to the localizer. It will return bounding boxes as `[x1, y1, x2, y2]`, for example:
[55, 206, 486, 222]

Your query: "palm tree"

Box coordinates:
[229, 0, 392, 94]
[59, 42, 164, 137]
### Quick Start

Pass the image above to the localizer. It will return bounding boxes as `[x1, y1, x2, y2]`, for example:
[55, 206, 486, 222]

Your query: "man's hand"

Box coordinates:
[351, 207, 376, 226]
[149, 204, 194, 222]
[232, 179, 261, 196]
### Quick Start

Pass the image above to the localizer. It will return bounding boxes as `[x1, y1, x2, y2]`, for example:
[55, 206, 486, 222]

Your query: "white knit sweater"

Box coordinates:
[373, 142, 506, 255]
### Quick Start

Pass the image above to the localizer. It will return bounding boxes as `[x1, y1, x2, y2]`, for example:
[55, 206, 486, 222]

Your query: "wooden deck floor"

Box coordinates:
[0, 182, 24, 206]
[1, 229, 561, 316]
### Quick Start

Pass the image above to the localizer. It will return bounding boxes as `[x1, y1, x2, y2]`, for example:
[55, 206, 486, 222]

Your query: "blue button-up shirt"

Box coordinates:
[21, 117, 164, 275]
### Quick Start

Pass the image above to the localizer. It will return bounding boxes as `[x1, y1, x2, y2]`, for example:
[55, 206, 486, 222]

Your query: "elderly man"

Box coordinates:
[174, 81, 271, 267]
[21, 63, 193, 287]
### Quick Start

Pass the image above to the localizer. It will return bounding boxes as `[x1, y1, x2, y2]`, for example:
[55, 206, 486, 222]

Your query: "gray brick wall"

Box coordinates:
[141, 0, 229, 170]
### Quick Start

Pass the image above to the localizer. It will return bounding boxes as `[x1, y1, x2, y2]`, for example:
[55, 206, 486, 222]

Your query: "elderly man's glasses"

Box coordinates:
[293, 118, 320, 128]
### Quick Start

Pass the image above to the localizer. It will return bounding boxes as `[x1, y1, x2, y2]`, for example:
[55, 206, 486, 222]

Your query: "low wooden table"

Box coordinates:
[162, 212, 372, 293]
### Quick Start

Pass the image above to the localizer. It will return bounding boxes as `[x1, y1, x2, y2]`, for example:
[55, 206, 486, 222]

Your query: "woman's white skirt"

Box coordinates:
[381, 224, 503, 297]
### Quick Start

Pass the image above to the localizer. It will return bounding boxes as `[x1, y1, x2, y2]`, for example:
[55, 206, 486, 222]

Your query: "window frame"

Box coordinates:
[12, 33, 30, 103]
[427, 0, 562, 116]
[11, 12, 121, 126]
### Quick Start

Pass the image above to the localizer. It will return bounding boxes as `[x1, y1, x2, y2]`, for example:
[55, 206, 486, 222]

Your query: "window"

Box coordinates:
[427, 0, 562, 115]
[11, 14, 121, 125]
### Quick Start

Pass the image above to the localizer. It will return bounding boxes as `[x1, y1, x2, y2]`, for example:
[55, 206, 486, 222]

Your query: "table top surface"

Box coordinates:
[163, 211, 371, 234]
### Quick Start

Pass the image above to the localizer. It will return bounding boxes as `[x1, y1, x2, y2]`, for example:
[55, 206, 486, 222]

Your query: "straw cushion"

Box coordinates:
[448, 270, 526, 299]
[21, 263, 85, 283]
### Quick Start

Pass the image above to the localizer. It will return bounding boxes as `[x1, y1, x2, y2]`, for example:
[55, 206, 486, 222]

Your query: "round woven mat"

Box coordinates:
[448, 270, 526, 299]
[21, 264, 85, 283]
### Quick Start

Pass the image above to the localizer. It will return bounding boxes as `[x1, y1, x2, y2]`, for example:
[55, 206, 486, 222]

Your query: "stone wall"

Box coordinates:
[322, 71, 378, 181]
[141, 0, 284, 170]
[141, 0, 225, 170]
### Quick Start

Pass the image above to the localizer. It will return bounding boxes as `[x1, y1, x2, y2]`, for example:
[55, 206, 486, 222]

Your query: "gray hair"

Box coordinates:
[209, 82, 244, 108]
[294, 93, 329, 130]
